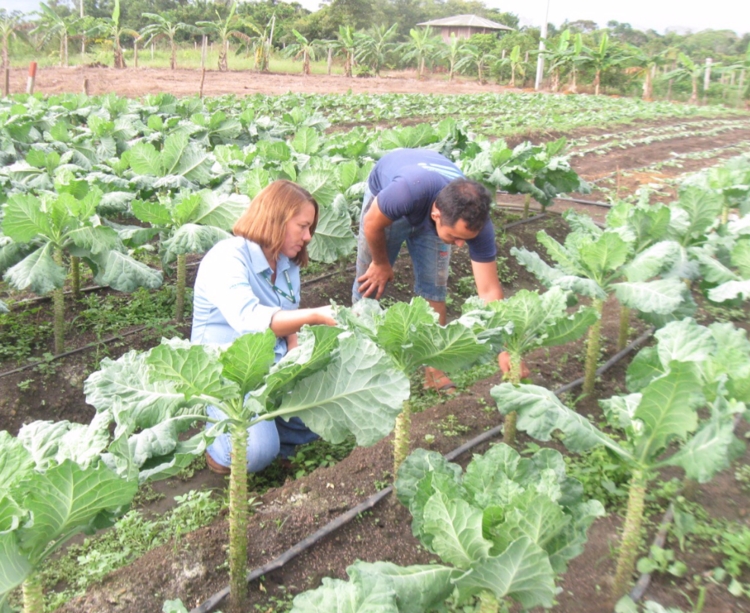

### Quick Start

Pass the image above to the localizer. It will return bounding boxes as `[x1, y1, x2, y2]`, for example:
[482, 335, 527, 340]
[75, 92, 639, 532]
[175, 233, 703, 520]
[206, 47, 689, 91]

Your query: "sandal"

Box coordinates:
[205, 452, 231, 475]
[424, 367, 457, 395]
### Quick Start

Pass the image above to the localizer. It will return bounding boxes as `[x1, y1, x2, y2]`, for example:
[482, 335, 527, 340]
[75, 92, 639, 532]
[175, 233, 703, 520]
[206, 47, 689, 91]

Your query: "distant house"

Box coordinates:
[417, 14, 515, 43]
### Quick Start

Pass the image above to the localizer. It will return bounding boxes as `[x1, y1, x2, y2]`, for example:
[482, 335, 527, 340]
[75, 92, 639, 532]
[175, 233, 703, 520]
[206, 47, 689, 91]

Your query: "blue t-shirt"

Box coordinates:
[368, 149, 497, 263]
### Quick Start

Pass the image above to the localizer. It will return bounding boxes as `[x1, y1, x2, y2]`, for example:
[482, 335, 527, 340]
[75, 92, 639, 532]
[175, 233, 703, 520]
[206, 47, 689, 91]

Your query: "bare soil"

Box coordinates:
[2, 72, 750, 613]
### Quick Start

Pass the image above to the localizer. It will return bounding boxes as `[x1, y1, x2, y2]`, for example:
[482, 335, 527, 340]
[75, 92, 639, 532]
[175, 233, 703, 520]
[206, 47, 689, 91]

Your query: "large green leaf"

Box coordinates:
[220, 331, 277, 396]
[290, 570, 399, 613]
[622, 241, 683, 282]
[662, 397, 743, 482]
[127, 141, 162, 176]
[423, 492, 491, 569]
[12, 460, 137, 560]
[455, 537, 556, 609]
[92, 250, 163, 292]
[189, 191, 249, 230]
[292, 127, 321, 155]
[274, 333, 408, 447]
[350, 562, 458, 613]
[633, 362, 703, 462]
[491, 383, 630, 459]
[2, 194, 51, 242]
[307, 205, 357, 264]
[161, 224, 230, 263]
[510, 247, 564, 287]
[67, 226, 122, 256]
[146, 344, 236, 403]
[4, 243, 65, 295]
[0, 433, 34, 496]
[131, 200, 172, 226]
[613, 278, 685, 314]
[653, 318, 716, 365]
[0, 528, 31, 603]
[578, 231, 630, 281]
[674, 187, 722, 243]
[297, 170, 339, 208]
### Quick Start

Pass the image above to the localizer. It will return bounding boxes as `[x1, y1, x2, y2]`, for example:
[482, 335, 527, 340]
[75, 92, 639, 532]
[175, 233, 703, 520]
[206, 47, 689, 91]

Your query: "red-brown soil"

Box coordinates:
[2, 70, 750, 613]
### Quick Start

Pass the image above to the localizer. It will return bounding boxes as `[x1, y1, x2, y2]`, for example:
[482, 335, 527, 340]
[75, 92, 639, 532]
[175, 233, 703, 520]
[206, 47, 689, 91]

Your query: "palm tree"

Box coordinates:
[140, 14, 197, 70]
[284, 29, 321, 75]
[579, 31, 625, 95]
[356, 24, 397, 76]
[31, 3, 78, 67]
[399, 26, 442, 80]
[197, 1, 253, 72]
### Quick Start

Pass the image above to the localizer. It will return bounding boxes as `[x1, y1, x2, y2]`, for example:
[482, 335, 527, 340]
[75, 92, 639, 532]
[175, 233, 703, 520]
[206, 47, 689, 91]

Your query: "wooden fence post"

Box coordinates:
[199, 68, 206, 98]
[26, 62, 37, 94]
[83, 77, 89, 96]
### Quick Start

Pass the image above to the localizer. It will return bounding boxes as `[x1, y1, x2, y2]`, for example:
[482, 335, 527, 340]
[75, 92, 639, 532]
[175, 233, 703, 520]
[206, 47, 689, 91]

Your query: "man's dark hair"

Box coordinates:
[434, 179, 492, 232]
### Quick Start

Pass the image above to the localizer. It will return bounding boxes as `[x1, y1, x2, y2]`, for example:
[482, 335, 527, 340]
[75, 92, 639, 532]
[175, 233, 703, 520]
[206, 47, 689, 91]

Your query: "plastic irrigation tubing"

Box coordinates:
[0, 325, 150, 379]
[188, 326, 654, 613]
[555, 327, 655, 396]
[555, 197, 613, 208]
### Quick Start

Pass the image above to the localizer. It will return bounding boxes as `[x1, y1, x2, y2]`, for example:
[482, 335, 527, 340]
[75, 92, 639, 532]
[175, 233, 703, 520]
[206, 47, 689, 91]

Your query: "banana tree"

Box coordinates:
[399, 26, 441, 80]
[492, 317, 750, 601]
[291, 444, 604, 612]
[512, 213, 689, 396]
[337, 297, 496, 475]
[90, 0, 137, 69]
[284, 29, 322, 75]
[332, 25, 357, 78]
[128, 189, 249, 321]
[0, 189, 163, 353]
[197, 1, 252, 72]
[461, 287, 598, 443]
[85, 325, 409, 613]
[455, 43, 494, 84]
[140, 14, 198, 70]
[31, 3, 78, 67]
[663, 53, 703, 105]
[0, 12, 21, 71]
[580, 31, 625, 95]
[356, 24, 397, 77]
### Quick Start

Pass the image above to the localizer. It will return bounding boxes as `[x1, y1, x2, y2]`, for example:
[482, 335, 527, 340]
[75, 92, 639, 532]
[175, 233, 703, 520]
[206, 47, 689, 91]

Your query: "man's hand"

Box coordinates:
[357, 261, 394, 299]
[498, 351, 531, 379]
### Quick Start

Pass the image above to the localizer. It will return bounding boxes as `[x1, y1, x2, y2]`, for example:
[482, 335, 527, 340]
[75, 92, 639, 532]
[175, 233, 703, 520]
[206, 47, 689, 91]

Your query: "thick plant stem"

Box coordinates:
[228, 423, 249, 613]
[503, 355, 522, 447]
[393, 400, 411, 478]
[522, 193, 531, 219]
[612, 469, 646, 601]
[53, 248, 65, 355]
[582, 299, 604, 397]
[477, 589, 500, 613]
[175, 253, 186, 323]
[617, 304, 630, 352]
[70, 255, 81, 299]
[721, 205, 729, 226]
[23, 574, 44, 613]
[682, 478, 699, 501]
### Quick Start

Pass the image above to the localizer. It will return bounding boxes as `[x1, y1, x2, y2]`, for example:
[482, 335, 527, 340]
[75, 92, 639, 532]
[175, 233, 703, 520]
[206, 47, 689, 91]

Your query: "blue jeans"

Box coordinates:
[206, 407, 319, 472]
[352, 187, 451, 303]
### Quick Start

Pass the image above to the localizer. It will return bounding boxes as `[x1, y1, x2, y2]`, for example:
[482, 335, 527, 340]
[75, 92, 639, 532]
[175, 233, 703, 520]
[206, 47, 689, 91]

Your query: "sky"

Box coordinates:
[1, 0, 749, 36]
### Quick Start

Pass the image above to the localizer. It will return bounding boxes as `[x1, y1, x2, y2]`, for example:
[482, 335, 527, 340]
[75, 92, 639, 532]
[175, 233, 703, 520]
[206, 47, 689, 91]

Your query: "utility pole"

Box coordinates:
[534, 0, 551, 91]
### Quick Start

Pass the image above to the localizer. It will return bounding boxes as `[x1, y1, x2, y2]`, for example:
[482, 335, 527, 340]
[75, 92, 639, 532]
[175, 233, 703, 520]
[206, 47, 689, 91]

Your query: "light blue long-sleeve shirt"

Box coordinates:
[190, 236, 300, 361]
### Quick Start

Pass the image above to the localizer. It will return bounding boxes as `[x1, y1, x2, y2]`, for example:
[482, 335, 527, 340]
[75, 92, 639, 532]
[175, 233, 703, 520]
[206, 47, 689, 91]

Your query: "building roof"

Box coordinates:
[417, 14, 515, 31]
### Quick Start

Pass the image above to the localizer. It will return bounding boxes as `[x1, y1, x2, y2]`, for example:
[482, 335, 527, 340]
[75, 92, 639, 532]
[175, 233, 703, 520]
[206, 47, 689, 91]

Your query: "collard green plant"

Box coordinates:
[129, 189, 248, 321]
[290, 444, 603, 613]
[460, 287, 598, 443]
[338, 297, 495, 475]
[512, 211, 688, 395]
[491, 317, 749, 600]
[85, 325, 409, 613]
[0, 189, 163, 353]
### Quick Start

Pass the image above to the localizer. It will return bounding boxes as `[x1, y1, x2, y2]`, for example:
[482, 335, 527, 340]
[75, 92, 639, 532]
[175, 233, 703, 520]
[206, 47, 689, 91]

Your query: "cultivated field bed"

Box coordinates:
[1, 81, 750, 613]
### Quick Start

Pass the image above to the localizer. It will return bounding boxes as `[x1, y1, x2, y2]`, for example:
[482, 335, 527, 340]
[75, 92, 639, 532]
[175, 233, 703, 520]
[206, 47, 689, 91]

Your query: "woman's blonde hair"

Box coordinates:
[233, 180, 319, 266]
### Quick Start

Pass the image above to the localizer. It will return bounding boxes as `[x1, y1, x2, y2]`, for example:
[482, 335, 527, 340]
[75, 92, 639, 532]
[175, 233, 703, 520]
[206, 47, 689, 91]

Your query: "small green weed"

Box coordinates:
[564, 446, 631, 512]
[437, 414, 470, 437]
[288, 437, 356, 480]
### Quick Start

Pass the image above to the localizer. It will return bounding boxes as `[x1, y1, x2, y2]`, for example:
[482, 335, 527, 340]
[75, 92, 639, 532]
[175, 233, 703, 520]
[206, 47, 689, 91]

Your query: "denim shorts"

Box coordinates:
[352, 187, 451, 303]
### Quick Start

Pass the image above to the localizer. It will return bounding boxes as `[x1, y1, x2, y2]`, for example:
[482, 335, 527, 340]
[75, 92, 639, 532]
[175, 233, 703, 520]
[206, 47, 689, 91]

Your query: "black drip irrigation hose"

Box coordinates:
[188, 327, 656, 613]
[555, 196, 614, 208]
[0, 325, 150, 379]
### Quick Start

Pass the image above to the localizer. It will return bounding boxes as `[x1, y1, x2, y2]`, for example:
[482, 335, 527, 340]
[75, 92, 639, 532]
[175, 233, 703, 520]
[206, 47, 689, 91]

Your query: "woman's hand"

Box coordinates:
[310, 305, 337, 327]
